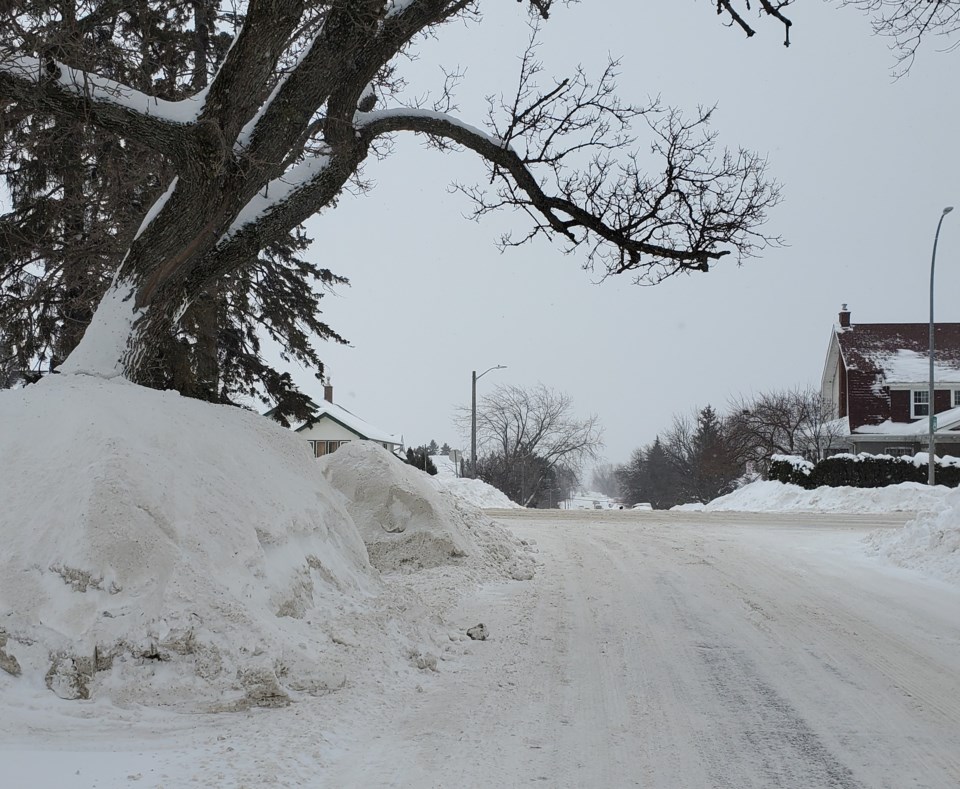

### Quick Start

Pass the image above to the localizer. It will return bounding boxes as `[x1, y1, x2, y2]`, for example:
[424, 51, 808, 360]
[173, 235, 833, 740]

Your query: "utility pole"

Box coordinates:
[471, 365, 506, 478]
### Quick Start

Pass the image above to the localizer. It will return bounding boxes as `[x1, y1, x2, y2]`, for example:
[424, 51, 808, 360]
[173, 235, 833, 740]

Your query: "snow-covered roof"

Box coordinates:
[294, 398, 401, 446]
[836, 323, 960, 384]
[852, 405, 960, 437]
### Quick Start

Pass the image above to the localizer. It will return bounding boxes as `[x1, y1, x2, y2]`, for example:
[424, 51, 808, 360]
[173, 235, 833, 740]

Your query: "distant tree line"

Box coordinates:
[617, 388, 843, 508]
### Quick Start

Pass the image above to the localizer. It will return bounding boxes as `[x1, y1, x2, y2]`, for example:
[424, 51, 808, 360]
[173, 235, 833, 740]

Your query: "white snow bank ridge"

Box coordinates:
[320, 443, 530, 573]
[674, 480, 953, 514]
[434, 476, 522, 510]
[0, 377, 532, 711]
[865, 486, 960, 585]
[428, 453, 523, 509]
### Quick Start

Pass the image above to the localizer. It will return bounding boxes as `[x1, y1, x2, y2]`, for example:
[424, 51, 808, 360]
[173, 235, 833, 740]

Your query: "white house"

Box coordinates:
[291, 384, 403, 458]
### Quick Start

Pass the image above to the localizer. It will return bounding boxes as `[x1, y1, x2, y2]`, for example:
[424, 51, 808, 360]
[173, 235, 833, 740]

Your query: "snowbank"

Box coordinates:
[434, 476, 522, 510]
[317, 441, 533, 580]
[674, 480, 953, 514]
[319, 442, 532, 576]
[0, 377, 534, 712]
[864, 487, 960, 585]
[0, 375, 379, 709]
[427, 453, 522, 509]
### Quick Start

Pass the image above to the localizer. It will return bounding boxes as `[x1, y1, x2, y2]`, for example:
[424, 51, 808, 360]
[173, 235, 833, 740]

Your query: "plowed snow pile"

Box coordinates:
[319, 442, 534, 579]
[433, 476, 522, 510]
[428, 453, 522, 509]
[676, 479, 951, 513]
[0, 376, 533, 712]
[864, 486, 960, 585]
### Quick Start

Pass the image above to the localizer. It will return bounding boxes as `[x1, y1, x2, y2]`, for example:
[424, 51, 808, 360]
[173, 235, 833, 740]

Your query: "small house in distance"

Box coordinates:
[821, 304, 960, 456]
[288, 384, 403, 458]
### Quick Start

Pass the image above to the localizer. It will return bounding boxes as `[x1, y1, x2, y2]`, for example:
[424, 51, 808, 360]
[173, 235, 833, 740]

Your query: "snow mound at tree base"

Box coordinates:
[864, 487, 960, 585]
[0, 375, 379, 710]
[318, 442, 535, 580]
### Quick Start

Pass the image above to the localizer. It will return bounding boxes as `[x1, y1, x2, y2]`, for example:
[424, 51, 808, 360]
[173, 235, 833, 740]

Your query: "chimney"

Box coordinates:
[838, 303, 851, 328]
[324, 383, 333, 403]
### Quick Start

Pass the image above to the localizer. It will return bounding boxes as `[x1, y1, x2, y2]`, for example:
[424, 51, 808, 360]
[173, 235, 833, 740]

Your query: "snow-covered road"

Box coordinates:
[326, 510, 960, 788]
[6, 510, 960, 788]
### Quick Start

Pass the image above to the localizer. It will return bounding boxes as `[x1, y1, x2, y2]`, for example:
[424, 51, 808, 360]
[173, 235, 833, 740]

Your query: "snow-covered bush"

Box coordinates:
[769, 451, 960, 489]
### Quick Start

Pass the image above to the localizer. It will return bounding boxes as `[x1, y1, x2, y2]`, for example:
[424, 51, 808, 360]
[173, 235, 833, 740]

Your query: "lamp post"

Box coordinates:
[471, 365, 506, 479]
[928, 206, 954, 486]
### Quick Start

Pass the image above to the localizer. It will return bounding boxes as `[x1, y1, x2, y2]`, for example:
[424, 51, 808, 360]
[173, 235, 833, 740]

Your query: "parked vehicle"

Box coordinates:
[632, 502, 653, 511]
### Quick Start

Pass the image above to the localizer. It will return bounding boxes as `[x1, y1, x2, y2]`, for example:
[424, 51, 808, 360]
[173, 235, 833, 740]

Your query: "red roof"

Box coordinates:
[836, 323, 960, 378]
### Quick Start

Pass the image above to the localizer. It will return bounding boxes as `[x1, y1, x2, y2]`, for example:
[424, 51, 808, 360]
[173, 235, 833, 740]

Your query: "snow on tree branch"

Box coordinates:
[0, 54, 203, 161]
[0, 0, 787, 387]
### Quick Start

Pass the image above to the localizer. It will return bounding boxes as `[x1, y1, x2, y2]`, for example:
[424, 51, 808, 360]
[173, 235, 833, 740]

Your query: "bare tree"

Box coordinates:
[469, 384, 603, 506]
[728, 387, 848, 473]
[1, 1, 782, 388]
[590, 462, 620, 499]
[718, 0, 960, 75]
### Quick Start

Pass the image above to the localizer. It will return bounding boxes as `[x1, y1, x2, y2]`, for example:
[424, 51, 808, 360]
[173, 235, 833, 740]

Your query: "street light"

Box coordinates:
[928, 205, 954, 486]
[471, 364, 506, 479]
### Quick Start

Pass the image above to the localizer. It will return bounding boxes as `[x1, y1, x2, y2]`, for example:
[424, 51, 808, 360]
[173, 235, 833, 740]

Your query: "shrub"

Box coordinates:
[767, 452, 960, 489]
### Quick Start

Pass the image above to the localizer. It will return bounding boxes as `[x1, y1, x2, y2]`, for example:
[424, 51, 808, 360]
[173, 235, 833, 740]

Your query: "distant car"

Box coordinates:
[592, 500, 603, 509]
[632, 502, 653, 511]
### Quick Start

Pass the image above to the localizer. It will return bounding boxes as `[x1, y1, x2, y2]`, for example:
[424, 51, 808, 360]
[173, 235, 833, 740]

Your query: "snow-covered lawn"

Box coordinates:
[2, 377, 960, 786]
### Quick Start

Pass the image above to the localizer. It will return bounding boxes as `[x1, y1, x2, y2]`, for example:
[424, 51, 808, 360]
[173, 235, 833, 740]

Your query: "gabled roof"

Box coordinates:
[836, 323, 960, 384]
[293, 398, 401, 446]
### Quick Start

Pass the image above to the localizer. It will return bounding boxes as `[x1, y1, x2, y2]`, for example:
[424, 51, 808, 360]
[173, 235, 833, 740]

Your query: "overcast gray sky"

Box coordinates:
[292, 1, 960, 467]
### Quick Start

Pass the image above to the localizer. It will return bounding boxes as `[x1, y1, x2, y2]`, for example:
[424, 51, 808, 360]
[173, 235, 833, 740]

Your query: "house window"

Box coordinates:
[308, 440, 352, 457]
[884, 446, 912, 457]
[912, 390, 930, 418]
[954, 390, 960, 408]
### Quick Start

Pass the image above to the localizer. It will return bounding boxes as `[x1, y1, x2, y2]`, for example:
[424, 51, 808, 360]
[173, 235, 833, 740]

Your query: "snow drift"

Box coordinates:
[0, 376, 535, 711]
[674, 479, 952, 514]
[864, 486, 960, 585]
[433, 475, 522, 510]
[428, 453, 523, 509]
[319, 442, 533, 579]
[0, 375, 377, 709]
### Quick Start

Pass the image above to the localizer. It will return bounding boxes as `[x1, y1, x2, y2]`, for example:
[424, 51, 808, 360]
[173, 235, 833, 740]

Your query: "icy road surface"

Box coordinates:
[6, 511, 960, 788]
[326, 510, 960, 788]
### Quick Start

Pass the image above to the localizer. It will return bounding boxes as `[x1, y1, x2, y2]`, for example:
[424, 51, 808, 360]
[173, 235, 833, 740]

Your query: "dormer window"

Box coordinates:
[912, 390, 930, 418]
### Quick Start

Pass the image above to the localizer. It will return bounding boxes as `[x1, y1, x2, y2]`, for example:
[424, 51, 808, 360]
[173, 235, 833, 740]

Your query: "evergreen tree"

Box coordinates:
[1, 3, 780, 390]
[404, 446, 437, 476]
[616, 438, 680, 510]
[0, 1, 346, 424]
[690, 405, 741, 503]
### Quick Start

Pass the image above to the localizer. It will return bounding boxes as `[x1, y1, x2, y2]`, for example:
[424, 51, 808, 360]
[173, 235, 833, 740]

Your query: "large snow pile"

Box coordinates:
[319, 442, 531, 573]
[434, 476, 522, 510]
[674, 480, 953, 513]
[864, 487, 960, 585]
[427, 453, 522, 509]
[0, 377, 533, 712]
[0, 375, 377, 710]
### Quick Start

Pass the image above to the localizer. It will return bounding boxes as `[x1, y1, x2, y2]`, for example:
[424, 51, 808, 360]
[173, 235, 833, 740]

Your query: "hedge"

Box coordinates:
[767, 452, 960, 489]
